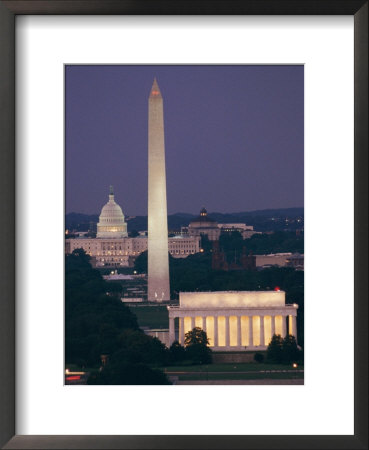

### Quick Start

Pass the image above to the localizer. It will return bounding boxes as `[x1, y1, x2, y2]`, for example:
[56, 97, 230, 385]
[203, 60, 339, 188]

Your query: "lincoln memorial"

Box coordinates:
[167, 290, 298, 351]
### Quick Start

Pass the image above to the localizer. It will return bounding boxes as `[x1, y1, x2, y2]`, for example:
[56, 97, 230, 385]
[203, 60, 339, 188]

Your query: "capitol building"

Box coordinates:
[65, 186, 200, 267]
[96, 185, 128, 238]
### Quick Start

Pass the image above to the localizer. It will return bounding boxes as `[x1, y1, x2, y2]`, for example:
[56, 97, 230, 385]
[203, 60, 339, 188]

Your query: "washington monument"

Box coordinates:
[147, 79, 170, 302]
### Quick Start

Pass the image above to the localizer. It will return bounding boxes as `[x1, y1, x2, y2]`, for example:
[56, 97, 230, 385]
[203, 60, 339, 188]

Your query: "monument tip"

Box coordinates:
[150, 78, 162, 98]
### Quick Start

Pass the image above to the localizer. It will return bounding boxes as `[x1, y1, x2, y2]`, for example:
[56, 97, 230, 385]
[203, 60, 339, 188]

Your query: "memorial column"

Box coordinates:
[249, 316, 254, 347]
[214, 315, 218, 347]
[292, 315, 298, 343]
[281, 316, 287, 338]
[225, 316, 230, 347]
[202, 316, 207, 333]
[260, 315, 265, 347]
[271, 314, 275, 337]
[169, 316, 175, 346]
[179, 317, 184, 345]
[191, 316, 195, 330]
[237, 316, 242, 347]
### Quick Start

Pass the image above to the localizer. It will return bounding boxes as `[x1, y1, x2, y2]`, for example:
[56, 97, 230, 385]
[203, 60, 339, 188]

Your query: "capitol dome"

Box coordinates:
[97, 186, 128, 238]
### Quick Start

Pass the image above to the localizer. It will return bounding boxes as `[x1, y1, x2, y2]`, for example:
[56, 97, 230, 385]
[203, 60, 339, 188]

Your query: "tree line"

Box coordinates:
[66, 249, 170, 384]
[66, 251, 211, 384]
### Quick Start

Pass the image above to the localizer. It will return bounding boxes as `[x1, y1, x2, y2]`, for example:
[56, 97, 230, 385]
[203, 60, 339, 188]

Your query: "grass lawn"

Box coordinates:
[129, 305, 169, 329]
[164, 363, 303, 373]
[164, 362, 303, 381]
[177, 372, 304, 381]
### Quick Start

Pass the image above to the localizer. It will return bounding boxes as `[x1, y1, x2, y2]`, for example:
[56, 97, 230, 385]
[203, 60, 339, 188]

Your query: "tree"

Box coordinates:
[266, 334, 284, 363]
[71, 247, 91, 260]
[184, 327, 212, 364]
[282, 334, 300, 364]
[105, 281, 123, 294]
[267, 334, 301, 364]
[184, 327, 209, 346]
[254, 352, 264, 363]
[115, 329, 169, 366]
[244, 231, 303, 254]
[200, 235, 212, 253]
[129, 229, 139, 238]
[169, 341, 186, 364]
[134, 250, 174, 274]
[65, 250, 139, 366]
[134, 250, 148, 273]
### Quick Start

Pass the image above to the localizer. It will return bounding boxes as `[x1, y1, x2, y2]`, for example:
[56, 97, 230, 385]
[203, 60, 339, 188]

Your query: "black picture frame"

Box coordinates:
[0, 1, 367, 449]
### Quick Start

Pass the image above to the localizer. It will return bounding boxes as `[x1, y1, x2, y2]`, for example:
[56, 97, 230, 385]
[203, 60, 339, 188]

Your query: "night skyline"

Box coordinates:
[66, 65, 304, 216]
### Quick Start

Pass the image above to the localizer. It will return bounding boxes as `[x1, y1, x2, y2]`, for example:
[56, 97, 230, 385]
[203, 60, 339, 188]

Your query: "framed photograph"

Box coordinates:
[64, 63, 305, 387]
[0, 1, 367, 449]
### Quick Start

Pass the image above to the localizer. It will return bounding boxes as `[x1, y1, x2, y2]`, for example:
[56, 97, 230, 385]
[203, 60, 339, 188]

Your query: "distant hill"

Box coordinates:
[66, 207, 304, 233]
[65, 212, 99, 231]
[213, 207, 304, 219]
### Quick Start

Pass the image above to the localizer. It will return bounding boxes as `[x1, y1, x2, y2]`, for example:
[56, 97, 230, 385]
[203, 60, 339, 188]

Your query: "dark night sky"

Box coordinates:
[65, 65, 304, 216]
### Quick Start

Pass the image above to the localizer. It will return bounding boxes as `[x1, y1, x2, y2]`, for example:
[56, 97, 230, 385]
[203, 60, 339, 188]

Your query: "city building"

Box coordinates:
[182, 207, 259, 240]
[217, 223, 260, 239]
[286, 253, 304, 270]
[256, 253, 304, 270]
[185, 207, 221, 241]
[167, 290, 298, 351]
[218, 223, 253, 232]
[65, 185, 200, 267]
[65, 234, 200, 268]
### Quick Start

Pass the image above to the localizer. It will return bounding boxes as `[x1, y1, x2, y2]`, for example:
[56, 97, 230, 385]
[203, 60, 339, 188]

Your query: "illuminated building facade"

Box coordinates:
[167, 290, 298, 351]
[65, 235, 200, 267]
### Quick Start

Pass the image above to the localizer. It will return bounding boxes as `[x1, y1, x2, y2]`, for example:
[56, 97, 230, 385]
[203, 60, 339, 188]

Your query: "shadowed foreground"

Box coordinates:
[175, 379, 304, 385]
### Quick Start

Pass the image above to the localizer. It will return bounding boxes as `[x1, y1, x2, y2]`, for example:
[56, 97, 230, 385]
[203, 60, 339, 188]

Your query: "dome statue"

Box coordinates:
[96, 186, 128, 238]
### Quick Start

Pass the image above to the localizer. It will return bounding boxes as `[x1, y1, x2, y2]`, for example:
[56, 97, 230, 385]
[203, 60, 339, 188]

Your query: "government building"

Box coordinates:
[65, 187, 200, 267]
[181, 207, 260, 240]
[167, 290, 298, 351]
[185, 207, 221, 241]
